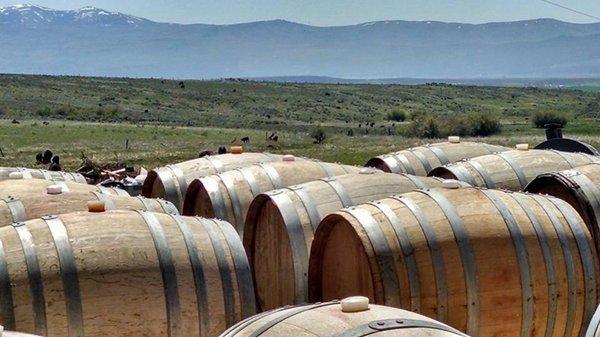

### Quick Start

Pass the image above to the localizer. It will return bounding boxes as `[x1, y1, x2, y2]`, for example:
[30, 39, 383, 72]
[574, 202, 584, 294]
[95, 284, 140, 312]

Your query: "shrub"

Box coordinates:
[421, 116, 441, 139]
[532, 111, 569, 128]
[311, 126, 327, 144]
[386, 109, 407, 122]
[468, 112, 501, 136]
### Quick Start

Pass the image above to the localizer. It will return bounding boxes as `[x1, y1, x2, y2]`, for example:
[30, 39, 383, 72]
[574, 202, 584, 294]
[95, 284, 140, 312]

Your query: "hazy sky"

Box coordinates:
[1, 0, 599, 25]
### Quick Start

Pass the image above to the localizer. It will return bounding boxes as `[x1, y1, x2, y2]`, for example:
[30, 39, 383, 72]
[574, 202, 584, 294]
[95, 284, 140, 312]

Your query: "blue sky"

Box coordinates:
[1, 0, 599, 25]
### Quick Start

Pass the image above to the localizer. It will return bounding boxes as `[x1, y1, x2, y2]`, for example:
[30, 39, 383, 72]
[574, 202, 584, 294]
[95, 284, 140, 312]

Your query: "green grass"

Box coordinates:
[0, 74, 599, 171]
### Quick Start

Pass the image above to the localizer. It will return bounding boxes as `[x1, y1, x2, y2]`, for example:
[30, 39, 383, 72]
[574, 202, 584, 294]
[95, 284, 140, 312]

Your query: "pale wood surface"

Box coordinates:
[183, 160, 360, 235]
[0, 168, 86, 184]
[243, 171, 448, 311]
[429, 149, 598, 191]
[221, 301, 466, 337]
[309, 187, 597, 337]
[366, 141, 509, 176]
[0, 210, 254, 337]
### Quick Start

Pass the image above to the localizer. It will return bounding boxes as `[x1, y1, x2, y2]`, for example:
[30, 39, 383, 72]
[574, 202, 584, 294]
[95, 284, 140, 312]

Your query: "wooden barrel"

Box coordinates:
[221, 297, 468, 337]
[0, 210, 255, 337]
[243, 169, 453, 311]
[0, 179, 178, 226]
[142, 153, 284, 211]
[2, 331, 42, 337]
[309, 186, 598, 337]
[0, 168, 86, 184]
[586, 305, 600, 337]
[366, 138, 509, 176]
[182, 159, 360, 235]
[525, 163, 600, 253]
[429, 148, 598, 191]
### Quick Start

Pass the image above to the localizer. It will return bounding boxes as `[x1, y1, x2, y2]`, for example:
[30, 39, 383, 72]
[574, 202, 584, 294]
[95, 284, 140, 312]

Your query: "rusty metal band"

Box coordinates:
[200, 177, 228, 221]
[511, 193, 557, 337]
[43, 215, 84, 337]
[166, 165, 188, 208]
[137, 196, 156, 212]
[0, 238, 15, 330]
[91, 191, 116, 210]
[336, 318, 468, 337]
[548, 197, 598, 328]
[345, 207, 401, 306]
[480, 190, 532, 337]
[266, 190, 309, 303]
[2, 196, 27, 223]
[496, 153, 528, 189]
[382, 156, 402, 174]
[168, 214, 209, 337]
[201, 218, 236, 326]
[206, 156, 225, 173]
[401, 173, 426, 189]
[12, 221, 47, 336]
[320, 177, 353, 208]
[369, 201, 421, 312]
[392, 153, 415, 175]
[212, 219, 257, 319]
[425, 145, 450, 165]
[391, 195, 447, 322]
[157, 199, 180, 215]
[258, 163, 282, 189]
[408, 149, 432, 173]
[549, 150, 577, 169]
[314, 161, 336, 178]
[219, 173, 245, 229]
[420, 189, 480, 336]
[17, 168, 33, 179]
[447, 164, 477, 187]
[288, 185, 321, 232]
[466, 160, 496, 189]
[238, 167, 261, 197]
[248, 301, 339, 337]
[586, 306, 600, 337]
[137, 211, 182, 337]
[530, 194, 577, 337]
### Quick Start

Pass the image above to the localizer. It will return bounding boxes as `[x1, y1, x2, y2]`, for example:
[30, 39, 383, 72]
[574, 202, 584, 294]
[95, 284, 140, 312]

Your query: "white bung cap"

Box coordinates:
[448, 136, 461, 143]
[341, 296, 370, 313]
[516, 144, 529, 151]
[442, 179, 462, 189]
[46, 185, 63, 195]
[282, 154, 295, 162]
[87, 200, 106, 213]
[8, 172, 23, 179]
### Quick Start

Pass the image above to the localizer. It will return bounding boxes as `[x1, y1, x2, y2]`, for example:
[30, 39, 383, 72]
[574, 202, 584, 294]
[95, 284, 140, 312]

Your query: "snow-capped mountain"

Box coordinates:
[1, 4, 600, 79]
[0, 4, 149, 26]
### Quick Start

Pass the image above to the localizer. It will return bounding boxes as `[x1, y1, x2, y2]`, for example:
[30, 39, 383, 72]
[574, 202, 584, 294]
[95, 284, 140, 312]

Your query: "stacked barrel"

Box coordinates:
[2, 140, 600, 337]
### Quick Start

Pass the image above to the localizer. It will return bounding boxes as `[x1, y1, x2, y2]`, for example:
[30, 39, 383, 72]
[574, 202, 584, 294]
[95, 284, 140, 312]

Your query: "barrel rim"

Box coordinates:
[141, 169, 160, 197]
[428, 166, 459, 180]
[181, 178, 204, 216]
[364, 157, 393, 173]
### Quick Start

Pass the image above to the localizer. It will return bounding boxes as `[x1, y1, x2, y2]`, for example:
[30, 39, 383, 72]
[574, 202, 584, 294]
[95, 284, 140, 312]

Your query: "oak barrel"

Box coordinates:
[525, 163, 600, 253]
[366, 138, 509, 176]
[429, 148, 597, 191]
[0, 179, 178, 226]
[243, 169, 453, 311]
[0, 210, 255, 336]
[0, 168, 86, 184]
[142, 153, 284, 211]
[220, 297, 468, 337]
[182, 158, 360, 235]
[309, 187, 598, 337]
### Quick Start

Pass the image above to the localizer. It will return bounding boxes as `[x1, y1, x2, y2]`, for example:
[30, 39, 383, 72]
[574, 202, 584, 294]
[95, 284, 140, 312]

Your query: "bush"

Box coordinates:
[468, 112, 501, 137]
[532, 111, 569, 128]
[386, 109, 407, 122]
[311, 126, 327, 144]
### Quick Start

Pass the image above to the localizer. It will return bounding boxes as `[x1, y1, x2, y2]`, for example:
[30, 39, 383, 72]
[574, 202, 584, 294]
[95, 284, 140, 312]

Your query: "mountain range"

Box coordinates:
[1, 4, 600, 79]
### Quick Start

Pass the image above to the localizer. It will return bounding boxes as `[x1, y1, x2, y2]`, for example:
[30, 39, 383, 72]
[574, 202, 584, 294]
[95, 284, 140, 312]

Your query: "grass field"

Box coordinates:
[0, 74, 599, 171]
